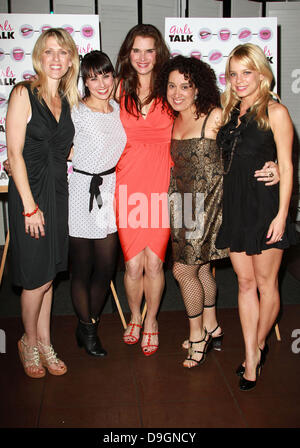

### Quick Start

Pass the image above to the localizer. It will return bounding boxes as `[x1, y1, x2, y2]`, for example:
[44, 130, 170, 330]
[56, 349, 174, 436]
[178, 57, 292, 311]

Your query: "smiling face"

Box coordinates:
[129, 36, 156, 77]
[229, 57, 264, 103]
[41, 36, 72, 81]
[85, 71, 114, 101]
[167, 70, 197, 114]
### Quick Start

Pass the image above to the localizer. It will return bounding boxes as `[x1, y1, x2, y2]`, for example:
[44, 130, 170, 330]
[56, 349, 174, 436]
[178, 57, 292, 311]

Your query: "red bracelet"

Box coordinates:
[22, 204, 39, 217]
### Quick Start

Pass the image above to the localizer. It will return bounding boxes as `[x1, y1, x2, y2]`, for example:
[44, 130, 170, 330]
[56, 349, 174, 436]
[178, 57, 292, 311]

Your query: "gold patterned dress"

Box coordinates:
[169, 113, 228, 265]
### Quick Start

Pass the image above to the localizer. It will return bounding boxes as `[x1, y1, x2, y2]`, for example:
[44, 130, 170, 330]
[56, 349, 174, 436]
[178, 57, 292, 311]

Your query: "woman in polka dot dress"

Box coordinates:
[68, 51, 126, 356]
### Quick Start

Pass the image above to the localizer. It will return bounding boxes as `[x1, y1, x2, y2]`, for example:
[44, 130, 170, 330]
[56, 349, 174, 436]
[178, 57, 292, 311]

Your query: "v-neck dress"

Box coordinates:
[115, 97, 173, 262]
[8, 83, 74, 289]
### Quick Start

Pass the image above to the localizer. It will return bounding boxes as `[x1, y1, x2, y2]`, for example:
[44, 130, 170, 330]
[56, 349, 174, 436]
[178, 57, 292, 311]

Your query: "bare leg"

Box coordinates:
[142, 247, 164, 353]
[253, 248, 283, 349]
[230, 252, 260, 381]
[123, 250, 145, 342]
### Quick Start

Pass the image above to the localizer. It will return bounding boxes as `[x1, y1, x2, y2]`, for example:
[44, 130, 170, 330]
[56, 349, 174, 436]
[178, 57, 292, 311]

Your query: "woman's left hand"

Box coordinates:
[266, 214, 286, 244]
[254, 161, 279, 186]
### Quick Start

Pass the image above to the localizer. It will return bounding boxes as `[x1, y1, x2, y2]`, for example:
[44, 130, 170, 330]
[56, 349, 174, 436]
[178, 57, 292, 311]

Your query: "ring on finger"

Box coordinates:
[268, 172, 274, 178]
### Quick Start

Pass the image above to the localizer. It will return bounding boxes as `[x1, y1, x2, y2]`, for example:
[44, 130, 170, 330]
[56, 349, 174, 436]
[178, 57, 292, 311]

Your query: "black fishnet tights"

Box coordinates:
[172, 262, 217, 318]
[69, 232, 119, 322]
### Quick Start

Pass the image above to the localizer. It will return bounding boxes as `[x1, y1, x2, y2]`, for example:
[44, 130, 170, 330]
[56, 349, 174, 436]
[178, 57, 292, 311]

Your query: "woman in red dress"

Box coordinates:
[115, 24, 173, 355]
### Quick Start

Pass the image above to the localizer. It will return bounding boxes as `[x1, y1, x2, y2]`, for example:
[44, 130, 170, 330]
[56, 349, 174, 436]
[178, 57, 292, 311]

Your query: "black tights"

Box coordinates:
[69, 232, 119, 323]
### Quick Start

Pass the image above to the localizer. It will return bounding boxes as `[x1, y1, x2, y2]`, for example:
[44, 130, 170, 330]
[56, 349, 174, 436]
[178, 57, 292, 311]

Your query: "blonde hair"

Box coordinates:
[221, 43, 279, 129]
[31, 28, 80, 108]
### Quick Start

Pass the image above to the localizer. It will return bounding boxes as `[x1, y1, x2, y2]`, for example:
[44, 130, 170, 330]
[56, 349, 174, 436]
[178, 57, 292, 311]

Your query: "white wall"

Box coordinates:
[10, 0, 49, 13]
[142, 0, 180, 37]
[267, 2, 300, 219]
[98, 0, 138, 65]
[231, 0, 262, 17]
[53, 0, 95, 14]
[0, 0, 8, 12]
[189, 0, 222, 17]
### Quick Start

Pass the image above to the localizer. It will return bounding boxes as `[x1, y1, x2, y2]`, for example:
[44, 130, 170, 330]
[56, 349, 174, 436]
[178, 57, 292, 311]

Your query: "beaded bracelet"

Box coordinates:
[22, 204, 39, 217]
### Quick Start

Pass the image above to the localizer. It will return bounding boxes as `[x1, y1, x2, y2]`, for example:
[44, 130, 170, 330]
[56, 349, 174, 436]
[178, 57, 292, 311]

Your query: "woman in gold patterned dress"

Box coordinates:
[158, 56, 228, 368]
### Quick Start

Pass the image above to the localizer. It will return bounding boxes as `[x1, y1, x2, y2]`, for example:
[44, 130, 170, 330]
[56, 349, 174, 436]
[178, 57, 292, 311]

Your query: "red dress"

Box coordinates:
[115, 97, 173, 262]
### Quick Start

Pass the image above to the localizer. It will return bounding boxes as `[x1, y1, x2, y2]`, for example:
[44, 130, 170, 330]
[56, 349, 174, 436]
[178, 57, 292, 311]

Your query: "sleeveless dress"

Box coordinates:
[216, 104, 298, 254]
[69, 101, 126, 239]
[169, 112, 228, 265]
[8, 84, 74, 289]
[115, 97, 173, 262]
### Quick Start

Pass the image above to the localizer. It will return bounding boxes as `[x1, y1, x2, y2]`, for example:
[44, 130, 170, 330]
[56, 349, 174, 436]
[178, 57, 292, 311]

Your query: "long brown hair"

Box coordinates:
[115, 24, 170, 116]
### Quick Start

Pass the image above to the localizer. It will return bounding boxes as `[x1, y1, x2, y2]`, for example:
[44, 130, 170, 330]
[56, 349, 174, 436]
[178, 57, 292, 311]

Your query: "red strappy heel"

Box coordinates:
[123, 322, 142, 345]
[141, 331, 159, 356]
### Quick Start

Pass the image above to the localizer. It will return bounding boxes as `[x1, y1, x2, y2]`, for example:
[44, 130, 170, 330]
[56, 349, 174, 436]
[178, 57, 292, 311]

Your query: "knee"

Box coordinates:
[125, 259, 144, 281]
[145, 257, 163, 279]
[236, 275, 257, 295]
[256, 274, 278, 296]
[172, 264, 193, 284]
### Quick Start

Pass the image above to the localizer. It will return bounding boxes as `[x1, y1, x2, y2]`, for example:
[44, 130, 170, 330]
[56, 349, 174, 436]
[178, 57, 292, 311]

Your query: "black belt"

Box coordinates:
[73, 166, 116, 212]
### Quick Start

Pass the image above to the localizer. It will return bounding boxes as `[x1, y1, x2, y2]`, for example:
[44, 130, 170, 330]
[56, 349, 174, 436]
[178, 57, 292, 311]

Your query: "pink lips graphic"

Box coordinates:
[190, 51, 201, 60]
[238, 28, 252, 41]
[41, 25, 51, 33]
[22, 71, 35, 81]
[63, 25, 74, 35]
[259, 28, 272, 41]
[12, 47, 25, 62]
[218, 73, 226, 86]
[218, 29, 231, 41]
[81, 25, 94, 38]
[0, 143, 7, 153]
[20, 25, 34, 38]
[0, 96, 6, 107]
[0, 48, 4, 61]
[208, 50, 223, 64]
[171, 52, 181, 58]
[199, 29, 212, 40]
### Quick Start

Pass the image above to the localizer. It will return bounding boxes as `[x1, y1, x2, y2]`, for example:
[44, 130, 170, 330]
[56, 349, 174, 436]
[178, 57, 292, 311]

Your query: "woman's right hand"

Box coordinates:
[24, 208, 45, 239]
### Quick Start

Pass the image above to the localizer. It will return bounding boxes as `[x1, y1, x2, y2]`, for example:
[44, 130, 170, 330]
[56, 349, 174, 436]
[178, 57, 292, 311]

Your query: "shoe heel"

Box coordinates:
[212, 334, 224, 351]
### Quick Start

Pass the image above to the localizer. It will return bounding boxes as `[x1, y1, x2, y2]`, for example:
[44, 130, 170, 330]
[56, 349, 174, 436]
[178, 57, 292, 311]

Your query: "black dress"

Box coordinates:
[8, 84, 74, 289]
[216, 104, 298, 255]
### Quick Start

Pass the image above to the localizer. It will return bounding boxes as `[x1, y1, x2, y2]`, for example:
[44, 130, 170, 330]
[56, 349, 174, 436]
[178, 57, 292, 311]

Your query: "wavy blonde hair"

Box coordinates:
[31, 28, 80, 108]
[221, 43, 279, 129]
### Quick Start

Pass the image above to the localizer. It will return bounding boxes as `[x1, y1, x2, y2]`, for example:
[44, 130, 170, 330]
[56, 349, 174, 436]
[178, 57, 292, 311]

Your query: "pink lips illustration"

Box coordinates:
[11, 47, 25, 62]
[22, 71, 36, 81]
[0, 48, 4, 61]
[62, 25, 74, 35]
[81, 25, 94, 39]
[0, 96, 6, 107]
[41, 25, 51, 33]
[0, 143, 7, 153]
[238, 28, 252, 42]
[259, 28, 272, 41]
[218, 29, 231, 41]
[199, 29, 212, 40]
[218, 73, 226, 86]
[171, 51, 181, 58]
[208, 50, 223, 64]
[190, 51, 201, 60]
[20, 25, 34, 38]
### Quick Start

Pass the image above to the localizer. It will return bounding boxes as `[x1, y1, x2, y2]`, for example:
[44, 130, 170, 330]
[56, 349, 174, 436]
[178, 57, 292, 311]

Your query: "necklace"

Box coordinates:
[220, 135, 238, 175]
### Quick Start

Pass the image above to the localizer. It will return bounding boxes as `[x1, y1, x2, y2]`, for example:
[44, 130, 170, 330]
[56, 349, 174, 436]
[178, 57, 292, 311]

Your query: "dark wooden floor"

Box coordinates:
[1, 305, 300, 429]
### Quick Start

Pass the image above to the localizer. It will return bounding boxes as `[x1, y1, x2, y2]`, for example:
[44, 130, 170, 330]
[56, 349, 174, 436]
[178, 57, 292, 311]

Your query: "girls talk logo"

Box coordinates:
[0, 20, 14, 39]
[168, 24, 194, 42]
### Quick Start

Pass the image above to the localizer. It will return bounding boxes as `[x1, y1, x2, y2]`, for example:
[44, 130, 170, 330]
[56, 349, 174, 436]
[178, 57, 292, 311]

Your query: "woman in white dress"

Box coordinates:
[69, 51, 127, 356]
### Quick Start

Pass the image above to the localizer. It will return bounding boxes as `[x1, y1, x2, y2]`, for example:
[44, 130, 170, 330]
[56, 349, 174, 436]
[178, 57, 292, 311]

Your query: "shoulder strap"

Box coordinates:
[201, 107, 215, 139]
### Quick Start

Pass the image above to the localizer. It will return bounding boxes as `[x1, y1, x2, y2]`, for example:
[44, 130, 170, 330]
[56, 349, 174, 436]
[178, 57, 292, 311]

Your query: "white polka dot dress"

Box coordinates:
[69, 100, 127, 239]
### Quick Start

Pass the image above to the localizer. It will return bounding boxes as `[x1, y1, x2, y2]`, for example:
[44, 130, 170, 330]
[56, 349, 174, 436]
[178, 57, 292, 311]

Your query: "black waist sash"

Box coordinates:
[73, 166, 116, 212]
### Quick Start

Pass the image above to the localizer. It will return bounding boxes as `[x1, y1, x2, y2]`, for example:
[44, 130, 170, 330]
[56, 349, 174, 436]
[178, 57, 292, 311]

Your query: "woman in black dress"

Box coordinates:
[216, 43, 297, 390]
[6, 28, 79, 378]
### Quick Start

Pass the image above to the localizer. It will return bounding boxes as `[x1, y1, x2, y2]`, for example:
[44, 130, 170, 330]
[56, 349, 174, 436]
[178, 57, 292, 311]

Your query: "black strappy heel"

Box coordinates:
[183, 329, 212, 368]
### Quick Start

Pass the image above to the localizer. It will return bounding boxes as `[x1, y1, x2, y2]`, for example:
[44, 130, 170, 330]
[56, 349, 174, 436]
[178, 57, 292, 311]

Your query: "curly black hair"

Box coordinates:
[156, 55, 221, 118]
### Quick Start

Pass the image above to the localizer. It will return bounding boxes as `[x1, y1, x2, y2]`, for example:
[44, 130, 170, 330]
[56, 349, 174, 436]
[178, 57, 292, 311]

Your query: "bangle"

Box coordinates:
[22, 204, 39, 217]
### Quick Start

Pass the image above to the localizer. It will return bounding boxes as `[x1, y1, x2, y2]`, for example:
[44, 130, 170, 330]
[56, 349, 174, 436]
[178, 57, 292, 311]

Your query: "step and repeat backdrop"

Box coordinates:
[164, 17, 277, 92]
[0, 14, 100, 189]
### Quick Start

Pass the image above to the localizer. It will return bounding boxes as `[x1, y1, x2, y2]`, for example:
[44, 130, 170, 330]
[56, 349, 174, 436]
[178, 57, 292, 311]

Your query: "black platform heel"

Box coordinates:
[207, 324, 224, 351]
[236, 343, 268, 377]
[239, 363, 261, 391]
[76, 319, 107, 357]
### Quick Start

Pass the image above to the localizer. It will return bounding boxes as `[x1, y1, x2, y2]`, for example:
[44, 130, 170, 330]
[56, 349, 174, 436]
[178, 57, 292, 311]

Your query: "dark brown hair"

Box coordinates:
[115, 24, 170, 116]
[81, 50, 115, 98]
[157, 55, 221, 118]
